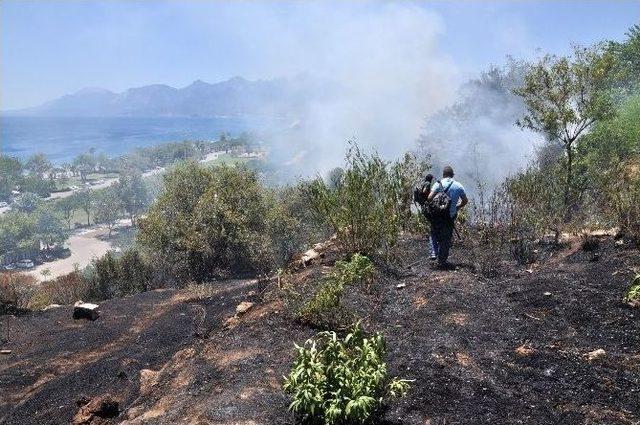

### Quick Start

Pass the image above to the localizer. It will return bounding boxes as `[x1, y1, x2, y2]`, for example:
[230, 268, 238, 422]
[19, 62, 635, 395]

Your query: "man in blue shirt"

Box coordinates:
[428, 165, 467, 269]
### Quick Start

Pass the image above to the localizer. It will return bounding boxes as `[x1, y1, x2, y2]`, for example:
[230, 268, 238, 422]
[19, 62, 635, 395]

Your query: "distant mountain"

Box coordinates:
[9, 75, 339, 118]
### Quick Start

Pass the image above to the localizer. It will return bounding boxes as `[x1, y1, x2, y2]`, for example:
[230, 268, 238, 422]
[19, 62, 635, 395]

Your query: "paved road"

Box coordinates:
[26, 227, 113, 282]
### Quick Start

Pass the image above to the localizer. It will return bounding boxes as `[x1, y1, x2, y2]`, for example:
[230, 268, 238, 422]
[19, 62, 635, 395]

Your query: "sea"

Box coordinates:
[0, 116, 281, 164]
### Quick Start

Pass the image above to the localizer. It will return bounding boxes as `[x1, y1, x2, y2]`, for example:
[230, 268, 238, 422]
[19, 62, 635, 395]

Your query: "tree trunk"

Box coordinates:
[564, 143, 574, 222]
[86, 210, 91, 227]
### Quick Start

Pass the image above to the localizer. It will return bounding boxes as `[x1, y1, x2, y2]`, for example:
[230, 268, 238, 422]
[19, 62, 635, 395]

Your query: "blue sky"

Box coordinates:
[1, 1, 638, 110]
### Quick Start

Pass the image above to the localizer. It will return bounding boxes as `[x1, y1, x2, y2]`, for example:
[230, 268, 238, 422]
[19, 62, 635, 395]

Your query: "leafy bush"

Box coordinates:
[139, 162, 316, 282]
[296, 254, 374, 329]
[283, 323, 411, 424]
[85, 249, 153, 300]
[307, 142, 425, 259]
[624, 274, 640, 305]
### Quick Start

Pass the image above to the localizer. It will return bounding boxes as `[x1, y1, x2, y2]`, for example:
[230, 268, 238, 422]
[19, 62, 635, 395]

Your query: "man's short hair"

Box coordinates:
[443, 166, 454, 178]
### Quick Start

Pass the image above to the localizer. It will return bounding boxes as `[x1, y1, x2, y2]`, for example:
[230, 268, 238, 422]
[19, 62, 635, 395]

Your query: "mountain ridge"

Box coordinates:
[7, 75, 338, 118]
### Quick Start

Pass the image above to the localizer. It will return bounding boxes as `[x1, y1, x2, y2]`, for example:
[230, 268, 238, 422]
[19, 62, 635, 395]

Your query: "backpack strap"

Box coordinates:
[436, 179, 455, 194]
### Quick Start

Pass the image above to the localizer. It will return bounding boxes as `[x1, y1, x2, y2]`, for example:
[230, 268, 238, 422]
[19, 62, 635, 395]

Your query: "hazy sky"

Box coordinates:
[1, 1, 638, 110]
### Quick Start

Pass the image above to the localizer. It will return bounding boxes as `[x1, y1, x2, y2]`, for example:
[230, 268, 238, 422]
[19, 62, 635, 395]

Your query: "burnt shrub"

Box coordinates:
[0, 272, 37, 313]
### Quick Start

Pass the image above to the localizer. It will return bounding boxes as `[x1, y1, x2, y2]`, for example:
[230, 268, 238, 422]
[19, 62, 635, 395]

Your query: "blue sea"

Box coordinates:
[0, 116, 280, 163]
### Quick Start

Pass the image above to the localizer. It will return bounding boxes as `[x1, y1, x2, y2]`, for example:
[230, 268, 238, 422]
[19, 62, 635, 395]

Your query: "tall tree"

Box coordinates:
[0, 156, 23, 201]
[73, 153, 96, 183]
[94, 188, 122, 236]
[25, 153, 52, 177]
[116, 172, 149, 225]
[56, 195, 78, 229]
[35, 208, 69, 251]
[514, 45, 616, 217]
[74, 190, 94, 226]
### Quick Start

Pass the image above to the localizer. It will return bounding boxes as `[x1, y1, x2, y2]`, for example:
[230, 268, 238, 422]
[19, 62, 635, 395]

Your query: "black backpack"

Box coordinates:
[413, 184, 429, 206]
[429, 180, 454, 219]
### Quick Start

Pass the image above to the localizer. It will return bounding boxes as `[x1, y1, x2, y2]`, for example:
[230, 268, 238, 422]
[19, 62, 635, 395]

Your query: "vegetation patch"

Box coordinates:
[295, 254, 374, 329]
[283, 323, 411, 424]
[624, 274, 640, 306]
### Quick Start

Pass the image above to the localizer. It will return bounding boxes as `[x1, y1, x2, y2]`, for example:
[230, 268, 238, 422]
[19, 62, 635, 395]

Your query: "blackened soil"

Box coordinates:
[1, 236, 639, 424]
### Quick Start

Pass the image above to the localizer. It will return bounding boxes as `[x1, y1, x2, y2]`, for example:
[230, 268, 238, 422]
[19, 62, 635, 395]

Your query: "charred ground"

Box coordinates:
[1, 234, 639, 424]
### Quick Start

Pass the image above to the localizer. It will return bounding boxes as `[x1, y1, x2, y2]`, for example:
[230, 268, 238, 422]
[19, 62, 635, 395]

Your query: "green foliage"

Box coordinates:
[0, 155, 23, 201]
[333, 253, 374, 287]
[608, 24, 640, 91]
[514, 45, 617, 215]
[283, 323, 411, 424]
[307, 142, 424, 258]
[115, 171, 149, 224]
[94, 188, 123, 236]
[56, 195, 78, 229]
[297, 254, 374, 329]
[624, 275, 640, 304]
[73, 190, 95, 226]
[35, 208, 70, 250]
[12, 192, 44, 213]
[139, 161, 315, 282]
[86, 249, 153, 300]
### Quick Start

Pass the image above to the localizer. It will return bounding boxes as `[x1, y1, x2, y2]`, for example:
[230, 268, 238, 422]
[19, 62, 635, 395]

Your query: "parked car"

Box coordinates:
[3, 263, 17, 271]
[16, 259, 35, 269]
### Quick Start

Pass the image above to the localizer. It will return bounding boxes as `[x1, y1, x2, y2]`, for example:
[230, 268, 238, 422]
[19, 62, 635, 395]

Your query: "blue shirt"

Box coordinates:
[430, 177, 466, 218]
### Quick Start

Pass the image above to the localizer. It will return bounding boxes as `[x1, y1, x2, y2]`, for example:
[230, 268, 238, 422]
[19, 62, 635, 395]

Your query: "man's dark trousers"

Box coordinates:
[432, 216, 454, 266]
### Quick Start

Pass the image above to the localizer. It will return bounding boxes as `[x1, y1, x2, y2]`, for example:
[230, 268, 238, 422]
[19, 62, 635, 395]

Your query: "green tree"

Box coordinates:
[35, 208, 69, 251]
[94, 188, 122, 236]
[608, 24, 640, 91]
[13, 192, 43, 213]
[514, 45, 616, 217]
[0, 212, 37, 260]
[0, 156, 23, 201]
[115, 172, 149, 225]
[74, 190, 94, 226]
[25, 153, 52, 177]
[56, 195, 78, 229]
[73, 153, 96, 183]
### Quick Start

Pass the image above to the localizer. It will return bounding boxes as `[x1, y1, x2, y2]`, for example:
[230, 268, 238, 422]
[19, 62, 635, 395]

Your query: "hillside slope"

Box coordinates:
[1, 235, 639, 424]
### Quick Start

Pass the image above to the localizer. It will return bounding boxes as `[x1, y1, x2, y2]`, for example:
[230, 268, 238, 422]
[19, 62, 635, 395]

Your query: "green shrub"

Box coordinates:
[296, 254, 374, 329]
[283, 323, 411, 424]
[86, 249, 153, 300]
[624, 275, 640, 304]
[139, 162, 319, 282]
[307, 142, 425, 259]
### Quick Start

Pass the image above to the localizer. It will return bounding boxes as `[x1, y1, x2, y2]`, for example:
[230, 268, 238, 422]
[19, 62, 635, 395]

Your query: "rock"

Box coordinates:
[396, 283, 406, 289]
[44, 304, 62, 311]
[583, 348, 606, 362]
[139, 369, 159, 396]
[235, 301, 254, 316]
[73, 301, 100, 321]
[543, 292, 552, 296]
[615, 239, 624, 246]
[514, 344, 536, 358]
[72, 395, 119, 424]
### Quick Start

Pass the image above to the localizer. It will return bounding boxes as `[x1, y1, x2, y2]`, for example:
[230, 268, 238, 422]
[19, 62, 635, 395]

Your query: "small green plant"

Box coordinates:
[296, 254, 374, 328]
[333, 253, 374, 287]
[624, 275, 640, 304]
[283, 323, 411, 424]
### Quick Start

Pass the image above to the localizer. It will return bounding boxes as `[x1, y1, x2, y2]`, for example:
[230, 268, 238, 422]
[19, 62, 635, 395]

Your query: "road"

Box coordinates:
[26, 227, 113, 282]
